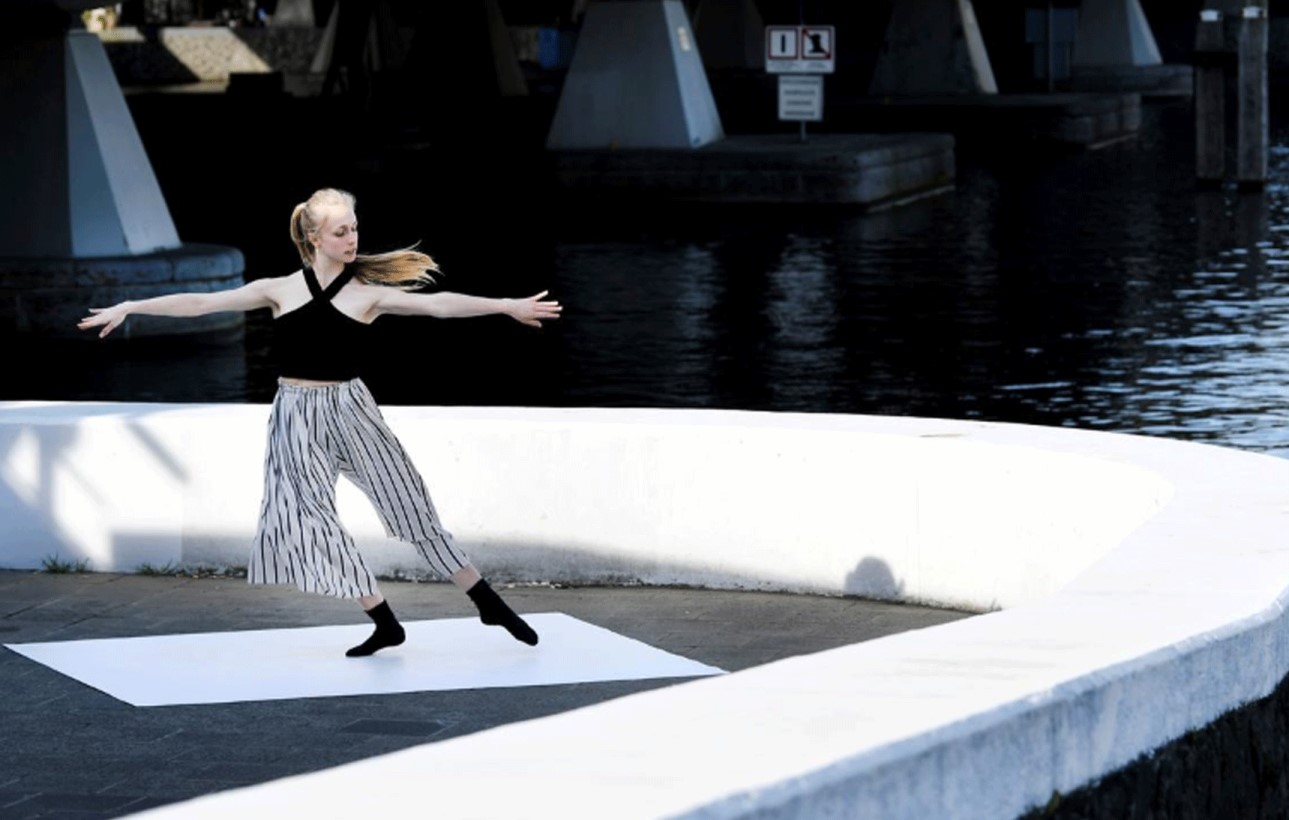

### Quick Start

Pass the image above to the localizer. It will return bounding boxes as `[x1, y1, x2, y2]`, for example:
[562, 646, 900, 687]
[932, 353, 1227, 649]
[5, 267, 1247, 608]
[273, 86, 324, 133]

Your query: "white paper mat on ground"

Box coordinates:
[4, 613, 724, 707]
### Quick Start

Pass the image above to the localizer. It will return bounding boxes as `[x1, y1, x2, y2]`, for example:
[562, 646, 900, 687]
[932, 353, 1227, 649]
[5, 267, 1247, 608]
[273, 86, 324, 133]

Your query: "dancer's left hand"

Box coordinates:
[508, 291, 562, 328]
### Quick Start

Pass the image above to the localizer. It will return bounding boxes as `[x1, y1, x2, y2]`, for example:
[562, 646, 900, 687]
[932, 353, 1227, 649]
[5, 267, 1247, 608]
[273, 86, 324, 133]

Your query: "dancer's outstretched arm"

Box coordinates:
[371, 289, 562, 328]
[77, 278, 281, 338]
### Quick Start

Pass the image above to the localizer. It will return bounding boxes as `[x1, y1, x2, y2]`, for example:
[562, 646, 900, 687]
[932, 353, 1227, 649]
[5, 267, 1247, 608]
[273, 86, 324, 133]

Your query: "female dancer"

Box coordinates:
[78, 188, 561, 657]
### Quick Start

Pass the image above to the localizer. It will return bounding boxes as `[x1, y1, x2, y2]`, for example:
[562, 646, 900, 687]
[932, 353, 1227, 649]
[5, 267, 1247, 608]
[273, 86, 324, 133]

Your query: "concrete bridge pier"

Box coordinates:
[693, 0, 764, 72]
[0, 3, 244, 338]
[844, 0, 1141, 151]
[546, 0, 724, 150]
[546, 0, 955, 206]
[1069, 0, 1193, 96]
[689, 0, 773, 133]
[868, 0, 998, 96]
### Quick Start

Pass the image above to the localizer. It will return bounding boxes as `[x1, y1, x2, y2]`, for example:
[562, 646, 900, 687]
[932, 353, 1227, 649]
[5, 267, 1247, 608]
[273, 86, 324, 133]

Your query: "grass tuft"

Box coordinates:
[136, 561, 179, 576]
[41, 555, 90, 574]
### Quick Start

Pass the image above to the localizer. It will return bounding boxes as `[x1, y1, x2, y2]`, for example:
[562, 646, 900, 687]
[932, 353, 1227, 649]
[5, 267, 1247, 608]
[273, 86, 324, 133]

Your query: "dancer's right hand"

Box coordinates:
[78, 303, 129, 338]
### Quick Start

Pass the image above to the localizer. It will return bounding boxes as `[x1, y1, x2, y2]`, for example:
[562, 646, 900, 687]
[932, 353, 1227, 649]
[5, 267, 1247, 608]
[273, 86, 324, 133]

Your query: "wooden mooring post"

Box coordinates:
[1237, 5, 1268, 188]
[1194, 10, 1226, 185]
[1194, 3, 1268, 189]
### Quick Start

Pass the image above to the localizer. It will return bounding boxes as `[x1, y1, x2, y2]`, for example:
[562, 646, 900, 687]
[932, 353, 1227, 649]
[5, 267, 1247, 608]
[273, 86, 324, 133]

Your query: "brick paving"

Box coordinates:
[0, 570, 971, 819]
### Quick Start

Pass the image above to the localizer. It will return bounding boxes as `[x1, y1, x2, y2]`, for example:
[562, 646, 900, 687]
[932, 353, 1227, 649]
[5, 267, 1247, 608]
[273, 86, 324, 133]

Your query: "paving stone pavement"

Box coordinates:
[0, 570, 972, 819]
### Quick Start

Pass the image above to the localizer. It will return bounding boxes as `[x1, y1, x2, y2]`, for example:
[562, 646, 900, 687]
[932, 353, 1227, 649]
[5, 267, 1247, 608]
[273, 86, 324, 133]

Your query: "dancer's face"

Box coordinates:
[312, 206, 358, 266]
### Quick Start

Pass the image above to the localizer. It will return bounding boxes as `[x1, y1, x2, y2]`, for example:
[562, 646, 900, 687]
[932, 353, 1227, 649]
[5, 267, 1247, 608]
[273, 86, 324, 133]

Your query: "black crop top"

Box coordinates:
[272, 266, 371, 381]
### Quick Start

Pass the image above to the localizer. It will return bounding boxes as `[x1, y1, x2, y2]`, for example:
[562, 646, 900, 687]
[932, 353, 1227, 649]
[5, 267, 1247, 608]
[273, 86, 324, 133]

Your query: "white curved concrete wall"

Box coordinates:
[4, 402, 1288, 819]
[0, 403, 1169, 612]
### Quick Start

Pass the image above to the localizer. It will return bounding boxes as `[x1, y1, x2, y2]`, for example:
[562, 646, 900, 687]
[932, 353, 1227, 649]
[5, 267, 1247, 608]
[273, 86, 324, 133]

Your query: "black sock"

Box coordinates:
[346, 600, 406, 657]
[467, 579, 538, 646]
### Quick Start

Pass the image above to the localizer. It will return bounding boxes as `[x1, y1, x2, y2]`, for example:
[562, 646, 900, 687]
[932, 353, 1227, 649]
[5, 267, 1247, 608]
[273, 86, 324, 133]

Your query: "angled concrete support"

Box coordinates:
[313, 0, 405, 94]
[486, 0, 527, 97]
[1072, 0, 1162, 68]
[1069, 0, 1190, 96]
[868, 0, 997, 95]
[0, 31, 180, 258]
[314, 2, 527, 102]
[546, 0, 723, 149]
[693, 0, 765, 71]
[0, 23, 243, 336]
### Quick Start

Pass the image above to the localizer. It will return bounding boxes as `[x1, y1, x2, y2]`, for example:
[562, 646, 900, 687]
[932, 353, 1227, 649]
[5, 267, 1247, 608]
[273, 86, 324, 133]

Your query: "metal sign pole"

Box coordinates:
[799, 0, 806, 142]
[767, 22, 832, 139]
[1046, 1, 1054, 93]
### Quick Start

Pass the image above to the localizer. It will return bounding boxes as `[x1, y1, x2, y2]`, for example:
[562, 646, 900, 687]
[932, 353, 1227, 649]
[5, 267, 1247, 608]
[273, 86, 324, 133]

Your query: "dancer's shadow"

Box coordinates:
[844, 556, 904, 600]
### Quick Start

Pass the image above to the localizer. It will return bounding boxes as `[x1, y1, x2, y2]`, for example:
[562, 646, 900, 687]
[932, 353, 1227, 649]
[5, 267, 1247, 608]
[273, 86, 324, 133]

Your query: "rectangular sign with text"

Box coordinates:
[777, 74, 823, 121]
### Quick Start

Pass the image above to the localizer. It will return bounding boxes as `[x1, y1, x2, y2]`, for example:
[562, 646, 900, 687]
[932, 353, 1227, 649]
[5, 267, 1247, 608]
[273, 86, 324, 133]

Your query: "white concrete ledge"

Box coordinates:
[0, 403, 1171, 611]
[3, 402, 1287, 818]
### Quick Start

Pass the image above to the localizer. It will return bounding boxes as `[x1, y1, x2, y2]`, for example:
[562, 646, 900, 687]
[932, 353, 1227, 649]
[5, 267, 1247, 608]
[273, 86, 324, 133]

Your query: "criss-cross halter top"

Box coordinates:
[272, 266, 370, 381]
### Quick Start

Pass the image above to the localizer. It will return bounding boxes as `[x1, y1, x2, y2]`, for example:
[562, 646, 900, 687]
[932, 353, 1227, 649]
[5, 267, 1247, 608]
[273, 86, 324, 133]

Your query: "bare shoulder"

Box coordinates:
[347, 279, 400, 321]
[257, 269, 310, 316]
[254, 270, 303, 295]
[360, 279, 422, 300]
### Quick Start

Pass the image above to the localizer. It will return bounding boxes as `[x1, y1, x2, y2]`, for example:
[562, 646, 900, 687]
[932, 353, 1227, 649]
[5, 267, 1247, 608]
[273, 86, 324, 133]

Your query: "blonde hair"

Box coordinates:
[289, 188, 438, 290]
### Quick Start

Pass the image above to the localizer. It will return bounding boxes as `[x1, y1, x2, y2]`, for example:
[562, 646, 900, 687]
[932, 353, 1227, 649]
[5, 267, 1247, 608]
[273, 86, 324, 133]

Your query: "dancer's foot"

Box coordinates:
[467, 579, 538, 646]
[347, 600, 406, 657]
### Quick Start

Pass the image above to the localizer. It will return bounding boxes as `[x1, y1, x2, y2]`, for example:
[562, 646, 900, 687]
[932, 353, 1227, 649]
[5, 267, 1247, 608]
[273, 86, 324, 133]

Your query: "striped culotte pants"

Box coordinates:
[248, 378, 469, 598]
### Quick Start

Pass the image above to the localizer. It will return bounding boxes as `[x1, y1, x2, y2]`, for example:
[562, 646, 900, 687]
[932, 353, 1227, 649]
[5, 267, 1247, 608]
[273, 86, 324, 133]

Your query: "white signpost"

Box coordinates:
[765, 25, 834, 139]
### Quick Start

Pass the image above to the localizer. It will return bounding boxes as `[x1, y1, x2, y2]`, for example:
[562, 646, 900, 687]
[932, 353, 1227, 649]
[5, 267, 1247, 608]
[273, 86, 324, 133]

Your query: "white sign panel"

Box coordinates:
[766, 26, 799, 60]
[778, 74, 823, 121]
[765, 25, 835, 74]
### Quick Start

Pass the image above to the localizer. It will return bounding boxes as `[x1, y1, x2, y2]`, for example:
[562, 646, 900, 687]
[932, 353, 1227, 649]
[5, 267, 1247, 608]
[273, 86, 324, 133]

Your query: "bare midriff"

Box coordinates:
[280, 377, 344, 387]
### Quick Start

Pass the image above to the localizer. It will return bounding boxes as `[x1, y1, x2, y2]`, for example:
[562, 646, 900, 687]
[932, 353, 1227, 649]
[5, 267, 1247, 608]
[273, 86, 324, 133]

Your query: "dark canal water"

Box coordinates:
[14, 94, 1289, 458]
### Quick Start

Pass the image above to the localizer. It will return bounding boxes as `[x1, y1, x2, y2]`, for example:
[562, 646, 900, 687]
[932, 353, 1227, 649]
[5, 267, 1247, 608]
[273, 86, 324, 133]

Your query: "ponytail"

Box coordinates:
[289, 203, 314, 266]
[290, 188, 439, 291]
